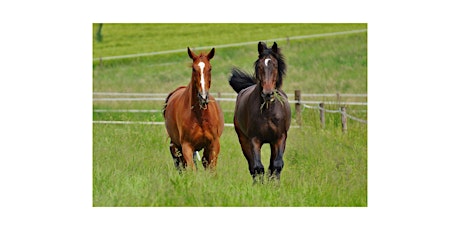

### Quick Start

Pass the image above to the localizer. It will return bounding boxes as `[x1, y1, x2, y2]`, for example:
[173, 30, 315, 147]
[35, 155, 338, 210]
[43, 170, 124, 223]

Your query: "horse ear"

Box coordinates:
[258, 42, 266, 55]
[207, 48, 215, 60]
[272, 42, 278, 53]
[187, 47, 196, 59]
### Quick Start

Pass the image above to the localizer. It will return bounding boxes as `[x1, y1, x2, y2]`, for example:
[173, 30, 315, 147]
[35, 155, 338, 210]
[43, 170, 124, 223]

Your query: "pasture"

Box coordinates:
[92, 23, 367, 206]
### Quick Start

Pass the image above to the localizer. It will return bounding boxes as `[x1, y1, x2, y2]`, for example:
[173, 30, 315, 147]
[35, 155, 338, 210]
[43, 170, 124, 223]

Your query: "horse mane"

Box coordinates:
[163, 86, 186, 117]
[254, 44, 286, 88]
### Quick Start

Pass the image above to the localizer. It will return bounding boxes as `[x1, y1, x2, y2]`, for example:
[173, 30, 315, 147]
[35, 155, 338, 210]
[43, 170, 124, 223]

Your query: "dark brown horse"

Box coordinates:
[163, 47, 224, 172]
[229, 42, 291, 183]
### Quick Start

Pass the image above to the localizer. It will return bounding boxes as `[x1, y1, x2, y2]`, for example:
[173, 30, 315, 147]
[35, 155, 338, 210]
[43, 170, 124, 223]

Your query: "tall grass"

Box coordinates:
[93, 23, 367, 206]
[93, 120, 366, 206]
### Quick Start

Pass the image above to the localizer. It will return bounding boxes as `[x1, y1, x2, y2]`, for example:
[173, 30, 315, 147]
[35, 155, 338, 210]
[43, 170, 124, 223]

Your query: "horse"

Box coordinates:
[229, 42, 291, 183]
[163, 47, 224, 172]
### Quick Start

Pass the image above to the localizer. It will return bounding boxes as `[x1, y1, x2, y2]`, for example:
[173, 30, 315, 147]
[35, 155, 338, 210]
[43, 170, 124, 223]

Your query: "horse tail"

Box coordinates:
[229, 68, 256, 93]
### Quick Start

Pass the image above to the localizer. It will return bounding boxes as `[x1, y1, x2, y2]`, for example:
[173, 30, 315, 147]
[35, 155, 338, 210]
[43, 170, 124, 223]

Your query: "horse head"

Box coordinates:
[188, 47, 215, 109]
[255, 42, 286, 103]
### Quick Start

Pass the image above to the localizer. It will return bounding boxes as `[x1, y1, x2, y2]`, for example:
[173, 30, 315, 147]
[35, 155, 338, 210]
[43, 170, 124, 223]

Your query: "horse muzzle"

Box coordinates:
[198, 92, 209, 109]
[261, 91, 275, 102]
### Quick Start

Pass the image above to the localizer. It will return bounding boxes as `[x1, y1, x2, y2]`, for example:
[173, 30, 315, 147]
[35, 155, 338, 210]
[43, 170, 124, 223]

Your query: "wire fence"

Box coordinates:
[92, 97, 368, 106]
[93, 29, 367, 62]
[93, 91, 367, 129]
[303, 104, 367, 124]
[92, 94, 368, 106]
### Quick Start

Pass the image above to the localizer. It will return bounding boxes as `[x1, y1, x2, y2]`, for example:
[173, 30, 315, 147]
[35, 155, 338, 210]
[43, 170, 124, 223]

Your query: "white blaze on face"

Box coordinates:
[264, 58, 271, 66]
[198, 61, 206, 98]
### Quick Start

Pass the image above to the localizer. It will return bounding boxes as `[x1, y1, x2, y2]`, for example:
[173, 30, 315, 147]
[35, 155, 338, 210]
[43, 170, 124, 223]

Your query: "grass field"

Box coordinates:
[92, 23, 367, 206]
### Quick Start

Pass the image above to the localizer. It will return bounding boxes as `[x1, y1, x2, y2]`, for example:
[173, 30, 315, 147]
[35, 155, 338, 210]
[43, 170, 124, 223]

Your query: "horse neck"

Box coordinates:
[184, 80, 195, 103]
[185, 80, 205, 115]
[246, 83, 265, 108]
[254, 83, 263, 102]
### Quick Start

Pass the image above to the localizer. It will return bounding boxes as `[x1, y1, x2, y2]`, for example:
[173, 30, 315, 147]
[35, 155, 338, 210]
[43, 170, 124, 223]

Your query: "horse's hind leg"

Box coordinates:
[193, 151, 200, 168]
[169, 142, 183, 171]
[268, 133, 287, 181]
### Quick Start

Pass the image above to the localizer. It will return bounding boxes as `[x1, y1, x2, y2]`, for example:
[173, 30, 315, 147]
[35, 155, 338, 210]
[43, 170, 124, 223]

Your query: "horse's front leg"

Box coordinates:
[202, 139, 220, 171]
[269, 132, 287, 181]
[251, 138, 264, 184]
[181, 142, 196, 171]
[235, 125, 256, 181]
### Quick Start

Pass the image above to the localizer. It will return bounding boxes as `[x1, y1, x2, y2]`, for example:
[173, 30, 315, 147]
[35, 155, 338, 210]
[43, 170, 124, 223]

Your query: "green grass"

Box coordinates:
[92, 23, 367, 206]
[93, 23, 366, 58]
[93, 23, 367, 94]
[93, 122, 367, 206]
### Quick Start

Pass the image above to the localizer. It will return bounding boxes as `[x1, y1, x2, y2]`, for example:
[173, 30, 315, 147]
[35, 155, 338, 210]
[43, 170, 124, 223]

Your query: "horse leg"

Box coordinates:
[181, 142, 196, 171]
[235, 126, 256, 181]
[169, 142, 183, 172]
[268, 133, 287, 181]
[193, 151, 199, 168]
[202, 139, 220, 171]
[251, 138, 265, 184]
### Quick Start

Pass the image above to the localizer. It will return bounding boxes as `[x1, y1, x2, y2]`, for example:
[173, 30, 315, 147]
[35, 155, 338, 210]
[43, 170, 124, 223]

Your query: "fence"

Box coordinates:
[94, 29, 367, 62]
[93, 90, 367, 132]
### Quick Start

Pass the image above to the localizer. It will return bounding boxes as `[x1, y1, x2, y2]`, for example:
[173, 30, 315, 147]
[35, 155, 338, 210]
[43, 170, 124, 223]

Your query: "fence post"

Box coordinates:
[217, 92, 221, 106]
[295, 90, 301, 125]
[341, 107, 347, 133]
[319, 103, 325, 128]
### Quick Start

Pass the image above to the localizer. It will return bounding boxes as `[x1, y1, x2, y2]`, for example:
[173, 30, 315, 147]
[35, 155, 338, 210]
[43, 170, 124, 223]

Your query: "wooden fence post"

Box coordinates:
[341, 107, 347, 133]
[217, 92, 221, 106]
[319, 103, 325, 128]
[295, 90, 301, 125]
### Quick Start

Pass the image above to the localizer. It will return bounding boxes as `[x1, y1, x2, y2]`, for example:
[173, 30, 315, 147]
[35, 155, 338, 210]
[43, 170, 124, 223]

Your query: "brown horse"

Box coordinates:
[163, 47, 224, 172]
[229, 42, 291, 183]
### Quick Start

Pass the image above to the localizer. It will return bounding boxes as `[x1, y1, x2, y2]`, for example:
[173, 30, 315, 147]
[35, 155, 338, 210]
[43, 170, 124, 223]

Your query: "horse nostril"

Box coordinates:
[199, 93, 209, 103]
[261, 92, 274, 101]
